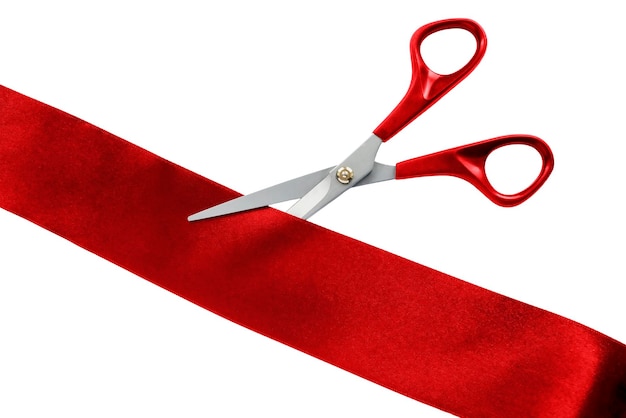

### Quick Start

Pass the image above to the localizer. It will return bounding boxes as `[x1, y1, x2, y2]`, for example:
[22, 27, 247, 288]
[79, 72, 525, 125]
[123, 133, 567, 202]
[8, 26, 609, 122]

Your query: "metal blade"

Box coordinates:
[286, 134, 382, 219]
[359, 161, 395, 185]
[187, 161, 395, 222]
[187, 167, 331, 221]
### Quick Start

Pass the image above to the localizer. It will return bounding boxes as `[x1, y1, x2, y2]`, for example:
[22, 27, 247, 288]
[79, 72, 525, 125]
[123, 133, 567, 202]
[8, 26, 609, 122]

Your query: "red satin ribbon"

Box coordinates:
[1, 85, 625, 417]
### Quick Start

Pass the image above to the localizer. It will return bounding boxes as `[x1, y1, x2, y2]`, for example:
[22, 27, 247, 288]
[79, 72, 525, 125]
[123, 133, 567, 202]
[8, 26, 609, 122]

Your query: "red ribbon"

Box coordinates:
[1, 85, 625, 417]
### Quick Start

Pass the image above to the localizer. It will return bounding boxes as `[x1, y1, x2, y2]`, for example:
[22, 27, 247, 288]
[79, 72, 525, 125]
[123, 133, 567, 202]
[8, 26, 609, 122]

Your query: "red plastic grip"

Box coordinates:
[395, 135, 554, 207]
[373, 19, 487, 142]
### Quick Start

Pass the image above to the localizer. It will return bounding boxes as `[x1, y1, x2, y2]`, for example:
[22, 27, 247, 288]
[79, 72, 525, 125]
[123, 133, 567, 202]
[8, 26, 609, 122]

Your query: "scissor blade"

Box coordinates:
[187, 161, 395, 222]
[187, 167, 331, 221]
[359, 161, 396, 185]
[287, 134, 382, 219]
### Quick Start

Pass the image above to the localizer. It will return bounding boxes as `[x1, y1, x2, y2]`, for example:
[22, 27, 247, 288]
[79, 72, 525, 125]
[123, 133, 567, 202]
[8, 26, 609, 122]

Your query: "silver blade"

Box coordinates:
[187, 167, 331, 221]
[286, 134, 383, 219]
[358, 161, 396, 185]
[187, 161, 395, 222]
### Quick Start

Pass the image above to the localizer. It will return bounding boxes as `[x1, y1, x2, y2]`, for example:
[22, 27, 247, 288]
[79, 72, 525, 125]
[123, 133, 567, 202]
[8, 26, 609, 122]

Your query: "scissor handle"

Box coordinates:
[395, 135, 554, 207]
[373, 19, 487, 142]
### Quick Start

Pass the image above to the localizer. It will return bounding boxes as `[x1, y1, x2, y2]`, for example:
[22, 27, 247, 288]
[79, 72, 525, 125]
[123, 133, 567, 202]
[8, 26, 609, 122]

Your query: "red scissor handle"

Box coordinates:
[373, 19, 487, 142]
[395, 135, 555, 207]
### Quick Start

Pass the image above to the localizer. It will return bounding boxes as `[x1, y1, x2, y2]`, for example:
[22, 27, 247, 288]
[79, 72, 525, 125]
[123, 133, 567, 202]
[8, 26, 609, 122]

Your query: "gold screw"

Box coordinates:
[336, 166, 354, 184]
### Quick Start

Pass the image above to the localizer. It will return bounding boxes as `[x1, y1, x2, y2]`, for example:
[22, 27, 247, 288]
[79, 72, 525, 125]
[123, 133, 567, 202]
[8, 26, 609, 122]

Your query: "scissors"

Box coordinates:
[188, 19, 554, 222]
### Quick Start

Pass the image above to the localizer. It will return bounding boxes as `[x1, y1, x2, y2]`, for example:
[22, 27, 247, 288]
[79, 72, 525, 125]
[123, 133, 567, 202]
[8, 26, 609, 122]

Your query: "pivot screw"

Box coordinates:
[336, 166, 354, 184]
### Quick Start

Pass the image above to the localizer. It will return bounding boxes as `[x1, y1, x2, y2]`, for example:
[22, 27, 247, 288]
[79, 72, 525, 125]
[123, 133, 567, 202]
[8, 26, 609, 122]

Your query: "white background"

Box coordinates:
[0, 1, 624, 417]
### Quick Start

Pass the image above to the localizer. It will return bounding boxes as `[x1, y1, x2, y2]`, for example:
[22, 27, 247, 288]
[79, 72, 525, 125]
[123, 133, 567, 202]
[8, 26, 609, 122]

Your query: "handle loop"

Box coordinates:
[373, 19, 487, 142]
[395, 135, 555, 207]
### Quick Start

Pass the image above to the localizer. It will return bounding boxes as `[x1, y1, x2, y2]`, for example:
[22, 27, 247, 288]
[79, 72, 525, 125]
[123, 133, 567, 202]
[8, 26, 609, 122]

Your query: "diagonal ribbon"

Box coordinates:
[1, 85, 625, 417]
